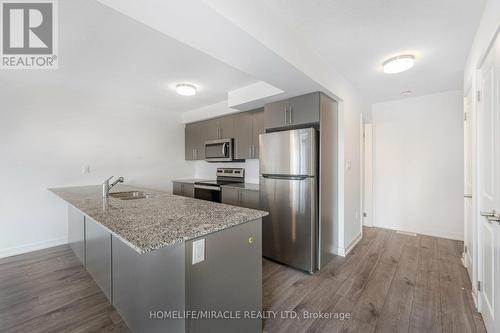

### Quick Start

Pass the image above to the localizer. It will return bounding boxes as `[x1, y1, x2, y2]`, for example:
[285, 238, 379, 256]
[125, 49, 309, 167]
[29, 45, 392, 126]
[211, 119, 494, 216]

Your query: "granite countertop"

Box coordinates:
[221, 183, 260, 192]
[49, 185, 268, 254]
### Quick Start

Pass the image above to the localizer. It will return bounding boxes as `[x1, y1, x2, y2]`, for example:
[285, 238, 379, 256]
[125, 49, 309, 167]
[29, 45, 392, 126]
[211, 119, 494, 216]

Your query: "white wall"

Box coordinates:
[0, 86, 192, 258]
[372, 90, 464, 240]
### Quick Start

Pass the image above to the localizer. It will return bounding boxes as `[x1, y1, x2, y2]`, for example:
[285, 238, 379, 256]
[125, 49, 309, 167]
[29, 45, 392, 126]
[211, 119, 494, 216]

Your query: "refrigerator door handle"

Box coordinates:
[262, 174, 309, 180]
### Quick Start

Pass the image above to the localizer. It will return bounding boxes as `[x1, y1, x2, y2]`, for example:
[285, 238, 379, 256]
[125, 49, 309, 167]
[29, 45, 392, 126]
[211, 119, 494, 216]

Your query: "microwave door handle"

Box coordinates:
[222, 142, 227, 156]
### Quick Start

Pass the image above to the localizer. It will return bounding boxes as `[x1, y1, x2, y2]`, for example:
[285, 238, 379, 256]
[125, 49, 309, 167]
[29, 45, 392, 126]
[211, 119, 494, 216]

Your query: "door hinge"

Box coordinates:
[464, 245, 468, 253]
[477, 281, 481, 292]
[464, 112, 467, 121]
[363, 212, 367, 217]
[477, 90, 481, 102]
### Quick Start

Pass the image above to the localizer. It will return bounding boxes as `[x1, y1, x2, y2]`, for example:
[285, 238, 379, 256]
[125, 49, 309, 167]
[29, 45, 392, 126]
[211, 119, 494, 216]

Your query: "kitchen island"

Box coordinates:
[49, 185, 267, 333]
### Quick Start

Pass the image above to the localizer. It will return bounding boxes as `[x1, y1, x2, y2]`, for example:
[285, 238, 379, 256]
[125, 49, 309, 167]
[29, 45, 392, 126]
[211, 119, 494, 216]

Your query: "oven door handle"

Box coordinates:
[221, 142, 227, 156]
[194, 185, 221, 191]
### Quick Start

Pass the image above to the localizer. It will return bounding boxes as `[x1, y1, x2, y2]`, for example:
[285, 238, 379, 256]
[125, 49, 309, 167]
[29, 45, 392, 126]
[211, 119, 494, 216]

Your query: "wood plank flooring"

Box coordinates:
[0, 227, 486, 333]
[262, 227, 487, 333]
[0, 245, 130, 333]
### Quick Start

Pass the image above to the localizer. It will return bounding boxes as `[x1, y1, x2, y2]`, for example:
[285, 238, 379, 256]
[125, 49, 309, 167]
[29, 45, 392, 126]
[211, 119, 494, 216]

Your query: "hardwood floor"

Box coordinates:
[0, 227, 486, 333]
[0, 245, 129, 333]
[262, 227, 487, 333]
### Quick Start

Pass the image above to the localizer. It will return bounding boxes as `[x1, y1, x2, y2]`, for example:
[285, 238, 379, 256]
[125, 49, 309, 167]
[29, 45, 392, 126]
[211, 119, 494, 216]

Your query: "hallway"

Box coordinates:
[263, 227, 486, 333]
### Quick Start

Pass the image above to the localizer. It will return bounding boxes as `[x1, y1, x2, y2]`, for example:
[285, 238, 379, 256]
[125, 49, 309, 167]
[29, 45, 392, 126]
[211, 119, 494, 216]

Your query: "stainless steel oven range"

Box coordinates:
[194, 168, 245, 203]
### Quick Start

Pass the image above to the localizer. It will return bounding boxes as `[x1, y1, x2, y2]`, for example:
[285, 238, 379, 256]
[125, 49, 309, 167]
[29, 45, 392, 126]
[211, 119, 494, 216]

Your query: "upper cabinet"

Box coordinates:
[206, 116, 235, 140]
[252, 110, 264, 158]
[185, 121, 206, 160]
[234, 108, 264, 160]
[185, 109, 264, 161]
[264, 92, 320, 130]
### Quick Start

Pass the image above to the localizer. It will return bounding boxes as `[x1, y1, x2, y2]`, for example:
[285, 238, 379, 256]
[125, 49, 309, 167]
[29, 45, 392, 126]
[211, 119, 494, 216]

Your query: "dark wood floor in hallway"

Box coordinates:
[0, 227, 487, 333]
[263, 227, 486, 333]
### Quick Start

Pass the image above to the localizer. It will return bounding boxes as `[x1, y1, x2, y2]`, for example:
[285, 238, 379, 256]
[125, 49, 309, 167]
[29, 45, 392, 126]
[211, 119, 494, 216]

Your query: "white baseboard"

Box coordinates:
[333, 232, 363, 257]
[0, 237, 67, 259]
[373, 225, 463, 241]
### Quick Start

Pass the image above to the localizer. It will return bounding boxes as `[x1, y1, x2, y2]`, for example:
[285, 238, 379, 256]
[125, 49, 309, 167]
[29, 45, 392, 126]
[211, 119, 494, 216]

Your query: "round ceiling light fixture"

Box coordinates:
[176, 83, 197, 96]
[401, 90, 412, 96]
[383, 55, 415, 74]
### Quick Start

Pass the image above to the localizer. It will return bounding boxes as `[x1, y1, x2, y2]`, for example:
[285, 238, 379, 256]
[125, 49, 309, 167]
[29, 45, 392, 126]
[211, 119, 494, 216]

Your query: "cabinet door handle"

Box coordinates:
[249, 145, 252, 158]
[284, 107, 288, 124]
[289, 106, 293, 124]
[252, 145, 255, 158]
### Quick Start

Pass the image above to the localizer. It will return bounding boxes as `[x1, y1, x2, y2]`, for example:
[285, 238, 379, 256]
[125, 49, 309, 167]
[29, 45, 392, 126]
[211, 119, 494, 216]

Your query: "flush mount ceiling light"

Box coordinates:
[176, 83, 197, 96]
[401, 90, 412, 95]
[383, 55, 415, 74]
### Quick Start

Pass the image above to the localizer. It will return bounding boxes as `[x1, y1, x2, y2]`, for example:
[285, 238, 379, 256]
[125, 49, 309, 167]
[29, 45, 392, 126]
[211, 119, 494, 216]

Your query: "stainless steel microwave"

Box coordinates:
[205, 138, 233, 162]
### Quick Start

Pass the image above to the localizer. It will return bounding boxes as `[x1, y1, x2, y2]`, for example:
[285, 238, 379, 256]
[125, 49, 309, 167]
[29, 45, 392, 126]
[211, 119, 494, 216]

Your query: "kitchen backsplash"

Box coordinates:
[194, 159, 259, 184]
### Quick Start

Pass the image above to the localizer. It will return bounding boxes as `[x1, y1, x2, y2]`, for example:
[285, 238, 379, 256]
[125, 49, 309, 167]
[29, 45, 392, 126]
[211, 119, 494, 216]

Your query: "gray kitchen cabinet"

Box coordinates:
[68, 205, 85, 266]
[289, 92, 320, 126]
[264, 99, 289, 130]
[264, 92, 320, 130]
[240, 189, 260, 209]
[221, 187, 240, 206]
[85, 217, 112, 301]
[222, 187, 259, 209]
[185, 122, 206, 160]
[173, 182, 194, 198]
[185, 123, 196, 161]
[234, 112, 253, 160]
[234, 109, 264, 160]
[252, 109, 264, 158]
[185, 109, 263, 161]
[206, 116, 235, 140]
[205, 118, 219, 140]
[186, 219, 262, 333]
[217, 115, 235, 139]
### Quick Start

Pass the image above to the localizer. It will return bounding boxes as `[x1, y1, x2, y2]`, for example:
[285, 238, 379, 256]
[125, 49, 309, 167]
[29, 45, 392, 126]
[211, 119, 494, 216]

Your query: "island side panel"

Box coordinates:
[85, 217, 112, 301]
[112, 237, 186, 333]
[67, 204, 85, 266]
[185, 218, 262, 333]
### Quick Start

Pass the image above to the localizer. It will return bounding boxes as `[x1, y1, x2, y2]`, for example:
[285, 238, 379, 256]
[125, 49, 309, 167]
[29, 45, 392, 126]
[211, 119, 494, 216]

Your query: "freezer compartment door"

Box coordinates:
[259, 128, 317, 176]
[260, 175, 317, 272]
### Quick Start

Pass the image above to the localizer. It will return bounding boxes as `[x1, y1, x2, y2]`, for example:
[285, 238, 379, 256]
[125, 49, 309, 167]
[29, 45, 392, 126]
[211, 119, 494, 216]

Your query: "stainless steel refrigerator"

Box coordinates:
[259, 128, 318, 273]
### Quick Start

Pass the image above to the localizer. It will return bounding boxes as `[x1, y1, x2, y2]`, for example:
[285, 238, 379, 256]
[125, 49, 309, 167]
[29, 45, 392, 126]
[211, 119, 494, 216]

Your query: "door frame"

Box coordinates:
[475, 25, 500, 330]
[463, 80, 477, 305]
[362, 122, 374, 227]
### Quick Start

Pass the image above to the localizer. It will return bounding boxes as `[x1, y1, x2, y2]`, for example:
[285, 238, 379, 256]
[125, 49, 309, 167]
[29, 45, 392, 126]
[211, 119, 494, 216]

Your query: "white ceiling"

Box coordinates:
[0, 0, 257, 112]
[260, 0, 486, 103]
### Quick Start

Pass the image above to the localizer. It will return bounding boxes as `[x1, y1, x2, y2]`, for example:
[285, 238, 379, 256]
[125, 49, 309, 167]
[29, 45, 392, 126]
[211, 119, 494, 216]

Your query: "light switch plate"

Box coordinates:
[192, 238, 205, 264]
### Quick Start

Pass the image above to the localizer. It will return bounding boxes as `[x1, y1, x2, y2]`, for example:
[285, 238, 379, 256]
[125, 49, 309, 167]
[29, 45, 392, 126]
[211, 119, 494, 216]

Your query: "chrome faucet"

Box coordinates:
[102, 176, 124, 199]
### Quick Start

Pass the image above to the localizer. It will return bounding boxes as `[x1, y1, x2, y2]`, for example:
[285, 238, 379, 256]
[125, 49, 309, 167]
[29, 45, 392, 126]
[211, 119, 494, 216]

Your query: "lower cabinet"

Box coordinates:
[68, 205, 85, 265]
[173, 182, 195, 198]
[222, 188, 259, 209]
[186, 219, 262, 333]
[85, 217, 112, 301]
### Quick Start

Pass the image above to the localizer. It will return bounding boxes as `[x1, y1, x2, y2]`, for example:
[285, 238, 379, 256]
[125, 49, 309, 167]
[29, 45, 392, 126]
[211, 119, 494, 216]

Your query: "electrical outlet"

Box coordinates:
[81, 165, 90, 174]
[192, 238, 205, 264]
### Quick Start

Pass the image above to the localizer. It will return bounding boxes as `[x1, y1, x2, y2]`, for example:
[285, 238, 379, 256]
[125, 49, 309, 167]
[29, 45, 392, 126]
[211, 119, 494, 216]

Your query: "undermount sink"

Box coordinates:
[109, 191, 156, 200]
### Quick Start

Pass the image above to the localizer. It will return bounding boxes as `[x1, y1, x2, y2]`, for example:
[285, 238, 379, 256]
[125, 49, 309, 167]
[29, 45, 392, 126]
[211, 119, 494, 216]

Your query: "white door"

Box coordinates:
[464, 86, 473, 279]
[477, 33, 500, 333]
